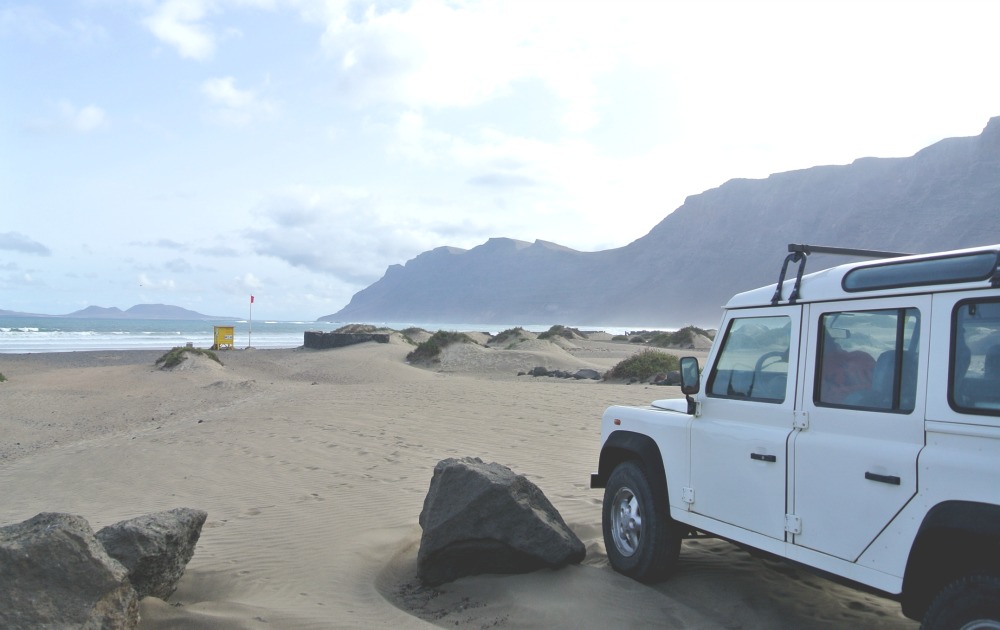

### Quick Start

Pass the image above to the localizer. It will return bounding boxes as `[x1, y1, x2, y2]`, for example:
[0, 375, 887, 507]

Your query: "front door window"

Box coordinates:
[707, 316, 791, 403]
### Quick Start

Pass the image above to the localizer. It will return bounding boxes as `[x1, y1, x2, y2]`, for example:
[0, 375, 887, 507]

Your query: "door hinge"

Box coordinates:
[793, 410, 809, 430]
[785, 514, 802, 535]
[681, 487, 695, 505]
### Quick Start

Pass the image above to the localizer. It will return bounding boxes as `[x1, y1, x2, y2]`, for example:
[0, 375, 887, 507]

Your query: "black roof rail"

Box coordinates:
[770, 244, 913, 305]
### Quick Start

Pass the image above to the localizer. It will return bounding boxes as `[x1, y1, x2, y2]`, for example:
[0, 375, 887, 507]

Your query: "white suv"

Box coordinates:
[591, 244, 1000, 628]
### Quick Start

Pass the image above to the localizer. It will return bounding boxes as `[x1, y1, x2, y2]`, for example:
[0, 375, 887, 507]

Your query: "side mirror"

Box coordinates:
[679, 356, 700, 396]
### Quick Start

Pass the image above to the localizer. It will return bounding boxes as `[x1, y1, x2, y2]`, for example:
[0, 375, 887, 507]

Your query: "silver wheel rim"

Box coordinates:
[610, 486, 642, 557]
[960, 621, 1000, 630]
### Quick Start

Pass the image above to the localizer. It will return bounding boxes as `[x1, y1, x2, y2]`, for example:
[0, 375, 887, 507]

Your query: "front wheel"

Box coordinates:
[921, 574, 1000, 630]
[602, 460, 680, 582]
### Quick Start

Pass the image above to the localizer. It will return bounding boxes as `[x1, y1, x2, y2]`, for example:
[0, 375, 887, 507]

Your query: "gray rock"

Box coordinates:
[0, 512, 139, 629]
[529, 366, 549, 377]
[574, 368, 601, 380]
[96, 507, 207, 599]
[417, 457, 586, 586]
[651, 370, 681, 386]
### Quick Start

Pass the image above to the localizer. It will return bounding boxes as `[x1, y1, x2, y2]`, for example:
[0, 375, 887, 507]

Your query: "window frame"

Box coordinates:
[705, 314, 792, 404]
[813, 307, 920, 414]
[949, 296, 1000, 417]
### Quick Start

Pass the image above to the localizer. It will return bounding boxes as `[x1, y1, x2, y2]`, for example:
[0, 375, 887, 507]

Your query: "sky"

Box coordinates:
[3, 0, 1000, 321]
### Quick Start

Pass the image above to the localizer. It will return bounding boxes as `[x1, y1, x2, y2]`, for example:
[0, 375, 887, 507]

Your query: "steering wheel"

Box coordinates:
[754, 350, 787, 373]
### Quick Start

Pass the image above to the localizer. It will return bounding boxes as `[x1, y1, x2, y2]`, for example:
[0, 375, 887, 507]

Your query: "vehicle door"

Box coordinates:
[690, 306, 801, 540]
[791, 297, 929, 561]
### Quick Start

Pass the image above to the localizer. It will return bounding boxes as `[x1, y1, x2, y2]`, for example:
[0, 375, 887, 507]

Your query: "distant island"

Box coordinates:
[0, 304, 238, 320]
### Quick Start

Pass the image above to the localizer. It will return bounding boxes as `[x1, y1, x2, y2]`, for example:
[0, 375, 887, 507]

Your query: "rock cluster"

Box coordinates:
[520, 366, 602, 380]
[0, 508, 206, 629]
[417, 457, 585, 586]
[652, 370, 682, 385]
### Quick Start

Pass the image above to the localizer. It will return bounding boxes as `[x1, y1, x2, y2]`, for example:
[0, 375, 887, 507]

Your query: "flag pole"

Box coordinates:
[249, 295, 254, 348]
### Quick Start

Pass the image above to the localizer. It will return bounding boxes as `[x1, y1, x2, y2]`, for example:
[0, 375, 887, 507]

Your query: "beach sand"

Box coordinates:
[0, 334, 918, 629]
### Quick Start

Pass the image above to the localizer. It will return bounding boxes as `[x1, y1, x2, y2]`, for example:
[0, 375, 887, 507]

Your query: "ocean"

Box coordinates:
[0, 317, 646, 354]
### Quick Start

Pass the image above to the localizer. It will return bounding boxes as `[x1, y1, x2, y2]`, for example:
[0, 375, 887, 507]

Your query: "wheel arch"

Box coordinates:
[591, 430, 669, 504]
[901, 500, 1000, 620]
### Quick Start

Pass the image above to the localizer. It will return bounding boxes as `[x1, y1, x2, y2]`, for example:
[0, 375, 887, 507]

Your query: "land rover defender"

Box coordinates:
[591, 244, 1000, 628]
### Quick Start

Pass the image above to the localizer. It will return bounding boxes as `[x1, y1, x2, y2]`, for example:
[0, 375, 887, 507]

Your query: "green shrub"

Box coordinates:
[406, 331, 474, 363]
[646, 326, 716, 348]
[538, 324, 584, 340]
[0, 372, 6, 382]
[334, 323, 378, 334]
[605, 349, 679, 381]
[611, 335, 629, 342]
[155, 346, 223, 369]
[629, 336, 646, 343]
[399, 327, 430, 345]
[491, 327, 526, 345]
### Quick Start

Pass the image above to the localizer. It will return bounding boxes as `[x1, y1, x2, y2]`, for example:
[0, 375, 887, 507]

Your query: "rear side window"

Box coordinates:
[816, 308, 920, 412]
[843, 251, 998, 292]
[951, 298, 1000, 415]
[707, 316, 790, 403]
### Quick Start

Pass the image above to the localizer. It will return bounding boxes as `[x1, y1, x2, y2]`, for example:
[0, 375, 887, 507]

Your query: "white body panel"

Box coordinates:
[601, 405, 692, 512]
[792, 297, 930, 561]
[688, 305, 801, 540]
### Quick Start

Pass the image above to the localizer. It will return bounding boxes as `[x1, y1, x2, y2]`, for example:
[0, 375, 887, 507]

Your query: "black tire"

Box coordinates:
[602, 459, 680, 582]
[921, 574, 1000, 630]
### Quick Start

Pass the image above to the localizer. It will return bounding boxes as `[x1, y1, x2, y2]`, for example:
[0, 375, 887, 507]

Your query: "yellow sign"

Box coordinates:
[213, 326, 235, 350]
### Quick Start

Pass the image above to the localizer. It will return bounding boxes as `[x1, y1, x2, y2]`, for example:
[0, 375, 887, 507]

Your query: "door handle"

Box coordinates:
[865, 471, 901, 485]
[750, 453, 777, 463]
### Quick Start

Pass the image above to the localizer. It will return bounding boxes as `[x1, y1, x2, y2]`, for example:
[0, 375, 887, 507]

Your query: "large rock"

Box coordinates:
[417, 457, 586, 585]
[96, 507, 207, 599]
[0, 512, 139, 629]
[574, 368, 601, 380]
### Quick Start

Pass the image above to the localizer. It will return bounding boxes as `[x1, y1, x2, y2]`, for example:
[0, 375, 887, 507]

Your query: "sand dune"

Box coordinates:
[0, 338, 917, 628]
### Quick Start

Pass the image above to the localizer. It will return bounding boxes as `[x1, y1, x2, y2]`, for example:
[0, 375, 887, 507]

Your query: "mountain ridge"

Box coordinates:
[0, 304, 237, 320]
[324, 116, 1000, 328]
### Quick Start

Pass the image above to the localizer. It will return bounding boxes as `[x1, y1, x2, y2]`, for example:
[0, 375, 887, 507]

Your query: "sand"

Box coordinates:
[0, 334, 918, 629]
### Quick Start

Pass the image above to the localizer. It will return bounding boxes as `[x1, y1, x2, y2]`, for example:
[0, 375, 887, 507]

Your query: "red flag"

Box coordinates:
[250, 295, 255, 304]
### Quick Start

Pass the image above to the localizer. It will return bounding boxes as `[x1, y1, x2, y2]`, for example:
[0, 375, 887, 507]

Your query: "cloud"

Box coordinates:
[198, 245, 240, 257]
[164, 258, 193, 272]
[244, 186, 457, 284]
[0, 232, 51, 255]
[321, 0, 517, 108]
[157, 239, 187, 250]
[26, 101, 109, 134]
[307, 1, 672, 135]
[132, 238, 188, 250]
[64, 102, 107, 132]
[1, 5, 63, 40]
[202, 76, 253, 107]
[467, 173, 538, 188]
[0, 5, 105, 44]
[201, 76, 275, 125]
[144, 0, 216, 60]
[137, 273, 176, 290]
[234, 272, 262, 292]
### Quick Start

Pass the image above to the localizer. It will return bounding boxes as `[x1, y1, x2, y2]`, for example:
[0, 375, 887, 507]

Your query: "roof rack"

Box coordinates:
[770, 244, 912, 305]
